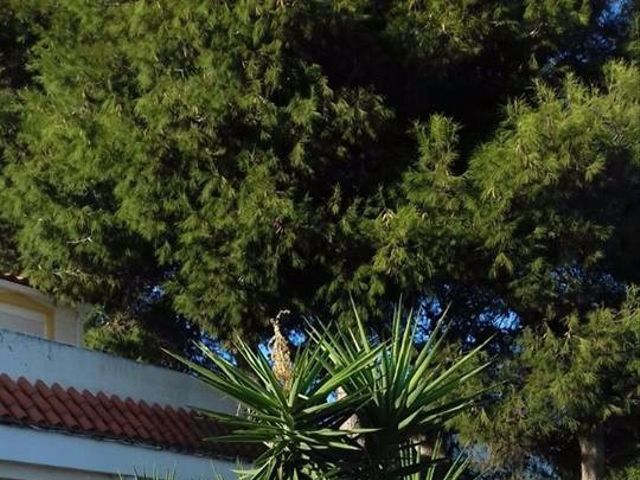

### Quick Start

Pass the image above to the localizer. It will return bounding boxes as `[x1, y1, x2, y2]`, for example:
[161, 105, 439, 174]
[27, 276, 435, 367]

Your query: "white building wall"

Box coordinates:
[0, 460, 115, 480]
[0, 285, 247, 479]
[0, 331, 245, 479]
[0, 279, 84, 346]
[52, 304, 83, 345]
[0, 304, 45, 338]
[0, 425, 239, 479]
[0, 329, 236, 412]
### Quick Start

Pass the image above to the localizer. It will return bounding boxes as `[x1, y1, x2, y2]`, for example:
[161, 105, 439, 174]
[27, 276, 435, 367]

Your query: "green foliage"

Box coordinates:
[177, 306, 485, 480]
[1, 1, 640, 477]
[471, 62, 640, 319]
[457, 290, 640, 476]
[373, 60, 640, 476]
[83, 297, 206, 369]
[446, 65, 640, 476]
[0, 0, 39, 272]
[1, 0, 393, 339]
[607, 462, 640, 480]
[0, 0, 634, 338]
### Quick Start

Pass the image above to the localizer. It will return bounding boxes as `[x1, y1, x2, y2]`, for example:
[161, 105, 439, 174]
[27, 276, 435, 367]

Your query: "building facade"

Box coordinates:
[0, 275, 85, 346]
[0, 277, 248, 479]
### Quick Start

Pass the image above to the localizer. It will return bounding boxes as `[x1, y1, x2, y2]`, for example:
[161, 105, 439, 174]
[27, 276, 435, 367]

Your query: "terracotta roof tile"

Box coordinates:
[25, 405, 45, 423]
[61, 412, 80, 430]
[98, 392, 128, 431]
[43, 408, 63, 426]
[52, 383, 75, 405]
[0, 386, 15, 409]
[167, 406, 191, 441]
[137, 400, 166, 443]
[31, 391, 51, 414]
[68, 387, 107, 432]
[53, 383, 84, 421]
[17, 377, 36, 396]
[148, 402, 178, 445]
[8, 402, 27, 420]
[0, 374, 18, 392]
[162, 405, 189, 446]
[35, 380, 54, 399]
[14, 389, 34, 411]
[48, 393, 79, 429]
[0, 375, 257, 460]
[85, 390, 123, 435]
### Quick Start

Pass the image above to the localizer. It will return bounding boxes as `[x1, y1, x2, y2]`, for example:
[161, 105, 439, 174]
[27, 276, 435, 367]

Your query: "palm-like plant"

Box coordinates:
[173, 330, 382, 479]
[176, 305, 488, 480]
[311, 306, 489, 479]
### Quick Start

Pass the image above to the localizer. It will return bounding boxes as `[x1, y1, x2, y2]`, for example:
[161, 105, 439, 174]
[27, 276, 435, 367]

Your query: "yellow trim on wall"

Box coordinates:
[0, 291, 56, 340]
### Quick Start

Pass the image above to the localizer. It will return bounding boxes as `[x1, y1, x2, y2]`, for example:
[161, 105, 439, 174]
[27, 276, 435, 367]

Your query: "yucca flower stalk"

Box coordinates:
[269, 310, 294, 391]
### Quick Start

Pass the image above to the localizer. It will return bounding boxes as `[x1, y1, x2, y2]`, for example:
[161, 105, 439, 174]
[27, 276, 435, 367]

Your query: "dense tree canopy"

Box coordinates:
[448, 62, 640, 478]
[1, 0, 639, 478]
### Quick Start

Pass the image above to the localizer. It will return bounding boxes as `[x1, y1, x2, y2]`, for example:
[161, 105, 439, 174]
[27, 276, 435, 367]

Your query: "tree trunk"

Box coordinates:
[579, 425, 605, 480]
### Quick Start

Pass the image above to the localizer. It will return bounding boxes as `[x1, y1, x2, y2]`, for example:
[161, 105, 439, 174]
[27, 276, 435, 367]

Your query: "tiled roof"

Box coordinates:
[0, 373, 255, 460]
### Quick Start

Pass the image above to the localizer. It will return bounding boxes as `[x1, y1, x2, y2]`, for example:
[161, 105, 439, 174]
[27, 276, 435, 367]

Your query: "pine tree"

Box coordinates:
[2, 0, 631, 339]
[1, 0, 395, 341]
[394, 63, 640, 478]
[0, 0, 37, 272]
[478, 62, 640, 479]
[0, 2, 639, 476]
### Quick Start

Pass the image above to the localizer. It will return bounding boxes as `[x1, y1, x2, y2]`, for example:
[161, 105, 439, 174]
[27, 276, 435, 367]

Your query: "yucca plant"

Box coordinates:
[175, 304, 488, 480]
[171, 325, 382, 479]
[310, 305, 489, 479]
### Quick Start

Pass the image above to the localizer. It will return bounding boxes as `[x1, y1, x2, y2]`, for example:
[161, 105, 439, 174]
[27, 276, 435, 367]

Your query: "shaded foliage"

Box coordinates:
[0, 1, 639, 477]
